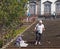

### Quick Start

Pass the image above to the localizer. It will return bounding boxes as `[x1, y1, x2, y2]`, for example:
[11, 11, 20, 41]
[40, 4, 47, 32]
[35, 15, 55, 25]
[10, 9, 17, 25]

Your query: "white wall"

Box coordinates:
[27, 0, 57, 15]
[41, 0, 57, 15]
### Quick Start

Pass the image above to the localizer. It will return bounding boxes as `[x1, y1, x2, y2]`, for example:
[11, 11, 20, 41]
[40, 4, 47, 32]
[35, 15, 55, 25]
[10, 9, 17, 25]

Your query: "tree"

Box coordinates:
[0, 0, 28, 34]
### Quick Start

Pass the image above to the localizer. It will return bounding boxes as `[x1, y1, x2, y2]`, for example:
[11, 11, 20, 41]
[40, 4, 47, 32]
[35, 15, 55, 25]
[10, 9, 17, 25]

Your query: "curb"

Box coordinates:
[1, 21, 37, 49]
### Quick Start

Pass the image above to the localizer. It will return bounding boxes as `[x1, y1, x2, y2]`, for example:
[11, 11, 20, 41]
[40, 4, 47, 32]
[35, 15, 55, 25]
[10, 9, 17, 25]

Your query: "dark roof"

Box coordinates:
[29, 0, 38, 1]
[29, 1, 36, 4]
[43, 1, 52, 4]
[29, 0, 41, 4]
[55, 0, 60, 3]
[29, 0, 41, 1]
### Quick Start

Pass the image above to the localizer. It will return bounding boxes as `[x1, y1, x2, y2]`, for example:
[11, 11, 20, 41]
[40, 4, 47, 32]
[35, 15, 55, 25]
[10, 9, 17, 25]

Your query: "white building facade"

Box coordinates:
[26, 0, 41, 16]
[43, 1, 52, 16]
[55, 0, 60, 16]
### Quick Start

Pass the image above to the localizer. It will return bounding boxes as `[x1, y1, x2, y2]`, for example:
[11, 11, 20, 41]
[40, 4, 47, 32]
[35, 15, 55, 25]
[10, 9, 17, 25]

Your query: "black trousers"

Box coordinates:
[36, 31, 42, 42]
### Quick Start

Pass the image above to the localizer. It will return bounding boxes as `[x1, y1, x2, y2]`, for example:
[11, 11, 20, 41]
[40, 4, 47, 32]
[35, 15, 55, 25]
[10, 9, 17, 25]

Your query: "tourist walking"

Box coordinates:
[34, 20, 45, 45]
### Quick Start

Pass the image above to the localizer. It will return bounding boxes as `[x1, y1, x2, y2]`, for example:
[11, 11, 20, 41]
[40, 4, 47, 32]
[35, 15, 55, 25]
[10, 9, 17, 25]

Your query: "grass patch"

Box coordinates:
[13, 26, 27, 37]
[4, 26, 28, 40]
[0, 40, 3, 48]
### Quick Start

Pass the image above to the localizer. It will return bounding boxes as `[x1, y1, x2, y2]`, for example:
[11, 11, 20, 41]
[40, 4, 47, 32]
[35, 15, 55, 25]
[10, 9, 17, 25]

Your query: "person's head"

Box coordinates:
[39, 20, 43, 25]
[18, 35, 23, 41]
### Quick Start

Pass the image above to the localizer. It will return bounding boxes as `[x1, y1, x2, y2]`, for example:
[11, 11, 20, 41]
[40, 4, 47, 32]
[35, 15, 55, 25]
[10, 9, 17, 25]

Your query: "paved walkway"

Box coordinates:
[5, 19, 60, 49]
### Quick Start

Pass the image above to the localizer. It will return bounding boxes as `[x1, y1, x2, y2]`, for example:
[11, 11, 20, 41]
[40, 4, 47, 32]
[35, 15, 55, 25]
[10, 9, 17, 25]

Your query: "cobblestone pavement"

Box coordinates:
[6, 19, 60, 49]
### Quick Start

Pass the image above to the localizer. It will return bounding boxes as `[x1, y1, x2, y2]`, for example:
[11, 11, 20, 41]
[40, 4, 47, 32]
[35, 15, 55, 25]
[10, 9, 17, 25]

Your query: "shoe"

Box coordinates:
[35, 41, 38, 45]
[38, 42, 42, 45]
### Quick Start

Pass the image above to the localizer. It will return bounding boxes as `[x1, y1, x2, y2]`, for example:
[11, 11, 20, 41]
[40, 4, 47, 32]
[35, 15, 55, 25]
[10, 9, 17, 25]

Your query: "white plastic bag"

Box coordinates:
[20, 40, 28, 47]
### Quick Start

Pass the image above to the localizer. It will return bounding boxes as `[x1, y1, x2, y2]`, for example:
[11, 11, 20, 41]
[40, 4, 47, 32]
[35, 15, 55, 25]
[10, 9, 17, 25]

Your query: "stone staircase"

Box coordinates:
[4, 20, 60, 49]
